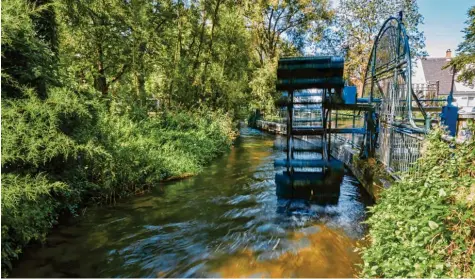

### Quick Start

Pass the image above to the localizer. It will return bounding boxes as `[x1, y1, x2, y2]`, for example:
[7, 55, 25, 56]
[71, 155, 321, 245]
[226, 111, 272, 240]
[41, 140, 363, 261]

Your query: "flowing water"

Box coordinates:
[11, 127, 372, 278]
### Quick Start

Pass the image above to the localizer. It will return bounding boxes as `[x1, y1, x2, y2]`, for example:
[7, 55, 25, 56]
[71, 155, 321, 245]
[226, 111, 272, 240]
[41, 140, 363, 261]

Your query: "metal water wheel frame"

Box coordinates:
[361, 16, 429, 172]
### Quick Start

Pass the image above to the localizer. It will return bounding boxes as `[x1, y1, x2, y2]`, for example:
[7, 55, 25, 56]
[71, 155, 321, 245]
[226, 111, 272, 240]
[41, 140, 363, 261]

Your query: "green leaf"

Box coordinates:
[439, 188, 447, 197]
[428, 220, 439, 230]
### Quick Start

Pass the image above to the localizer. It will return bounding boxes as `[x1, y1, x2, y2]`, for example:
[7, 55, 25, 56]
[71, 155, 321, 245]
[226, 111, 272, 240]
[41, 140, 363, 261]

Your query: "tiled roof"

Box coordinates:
[420, 58, 453, 95]
[420, 58, 475, 95]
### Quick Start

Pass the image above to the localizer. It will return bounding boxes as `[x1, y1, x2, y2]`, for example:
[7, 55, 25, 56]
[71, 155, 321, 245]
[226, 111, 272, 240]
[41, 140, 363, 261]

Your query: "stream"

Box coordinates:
[11, 127, 372, 278]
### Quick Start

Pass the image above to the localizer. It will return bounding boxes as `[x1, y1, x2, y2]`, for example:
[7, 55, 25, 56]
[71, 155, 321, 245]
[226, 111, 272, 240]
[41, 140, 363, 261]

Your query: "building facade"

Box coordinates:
[413, 49, 475, 109]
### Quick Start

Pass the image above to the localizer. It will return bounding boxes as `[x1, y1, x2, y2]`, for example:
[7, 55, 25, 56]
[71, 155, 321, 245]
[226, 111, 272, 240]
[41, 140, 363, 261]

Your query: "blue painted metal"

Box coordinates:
[343, 86, 357, 104]
[357, 98, 381, 103]
[275, 159, 328, 168]
[441, 65, 458, 137]
[276, 56, 345, 91]
[292, 127, 366, 135]
[274, 158, 344, 168]
[281, 92, 323, 98]
[276, 78, 345, 90]
[441, 105, 459, 137]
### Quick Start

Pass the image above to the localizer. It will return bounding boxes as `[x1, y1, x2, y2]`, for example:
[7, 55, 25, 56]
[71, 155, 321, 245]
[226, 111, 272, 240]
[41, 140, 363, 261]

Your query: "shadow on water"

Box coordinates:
[11, 127, 372, 278]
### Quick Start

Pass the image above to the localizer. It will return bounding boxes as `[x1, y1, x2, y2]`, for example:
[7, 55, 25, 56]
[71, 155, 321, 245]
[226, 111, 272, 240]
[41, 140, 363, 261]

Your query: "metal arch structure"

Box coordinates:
[362, 16, 428, 129]
[361, 16, 429, 173]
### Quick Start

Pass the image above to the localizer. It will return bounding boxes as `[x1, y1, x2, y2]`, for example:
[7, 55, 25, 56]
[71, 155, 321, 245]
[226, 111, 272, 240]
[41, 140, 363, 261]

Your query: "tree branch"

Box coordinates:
[110, 64, 129, 84]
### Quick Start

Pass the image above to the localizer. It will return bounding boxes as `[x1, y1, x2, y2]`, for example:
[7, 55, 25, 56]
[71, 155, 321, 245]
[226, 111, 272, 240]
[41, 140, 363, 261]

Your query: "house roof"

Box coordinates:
[420, 57, 475, 96]
[420, 58, 453, 95]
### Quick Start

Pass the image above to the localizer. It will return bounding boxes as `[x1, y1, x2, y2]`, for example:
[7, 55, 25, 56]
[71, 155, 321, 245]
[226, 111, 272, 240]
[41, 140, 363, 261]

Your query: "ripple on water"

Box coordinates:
[226, 194, 255, 205]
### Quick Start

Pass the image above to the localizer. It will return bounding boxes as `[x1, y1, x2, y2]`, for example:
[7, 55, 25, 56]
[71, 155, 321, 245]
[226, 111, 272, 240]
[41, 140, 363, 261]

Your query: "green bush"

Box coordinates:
[81, 106, 236, 201]
[360, 127, 475, 278]
[1, 174, 69, 271]
[1, 88, 94, 168]
[1, 91, 236, 274]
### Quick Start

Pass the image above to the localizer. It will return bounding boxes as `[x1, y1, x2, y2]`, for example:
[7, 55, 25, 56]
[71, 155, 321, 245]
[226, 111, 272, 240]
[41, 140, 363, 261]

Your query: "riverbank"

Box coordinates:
[1, 99, 236, 275]
[360, 127, 475, 278]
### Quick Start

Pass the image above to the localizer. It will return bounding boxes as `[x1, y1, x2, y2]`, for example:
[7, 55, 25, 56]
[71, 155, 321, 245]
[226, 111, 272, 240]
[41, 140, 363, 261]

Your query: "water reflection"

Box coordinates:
[209, 225, 362, 278]
[11, 128, 371, 278]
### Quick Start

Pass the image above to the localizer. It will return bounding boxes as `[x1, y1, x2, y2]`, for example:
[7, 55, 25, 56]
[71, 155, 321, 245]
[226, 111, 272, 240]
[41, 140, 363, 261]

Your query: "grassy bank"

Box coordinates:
[360, 127, 475, 278]
[1, 89, 236, 273]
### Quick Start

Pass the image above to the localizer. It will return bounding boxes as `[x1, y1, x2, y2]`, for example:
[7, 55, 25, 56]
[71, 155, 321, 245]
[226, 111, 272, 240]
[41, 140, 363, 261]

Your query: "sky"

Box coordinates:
[418, 0, 473, 57]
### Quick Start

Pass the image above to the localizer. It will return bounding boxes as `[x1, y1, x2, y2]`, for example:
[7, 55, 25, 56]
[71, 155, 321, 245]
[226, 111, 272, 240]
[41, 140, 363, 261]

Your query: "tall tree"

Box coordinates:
[246, 0, 333, 64]
[57, 0, 133, 96]
[315, 0, 426, 94]
[2, 0, 59, 99]
[444, 6, 475, 86]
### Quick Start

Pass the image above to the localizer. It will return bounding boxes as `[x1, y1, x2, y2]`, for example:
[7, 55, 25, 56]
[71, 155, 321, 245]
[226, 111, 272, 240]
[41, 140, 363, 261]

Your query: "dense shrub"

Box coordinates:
[1, 90, 236, 274]
[1, 174, 69, 270]
[360, 127, 475, 278]
[82, 106, 236, 201]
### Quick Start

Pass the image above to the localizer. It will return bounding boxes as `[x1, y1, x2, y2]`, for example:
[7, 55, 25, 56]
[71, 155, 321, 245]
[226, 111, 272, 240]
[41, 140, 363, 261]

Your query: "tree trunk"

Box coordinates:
[201, 0, 222, 101]
[192, 8, 207, 72]
[94, 43, 108, 96]
[190, 7, 208, 103]
[136, 42, 147, 105]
